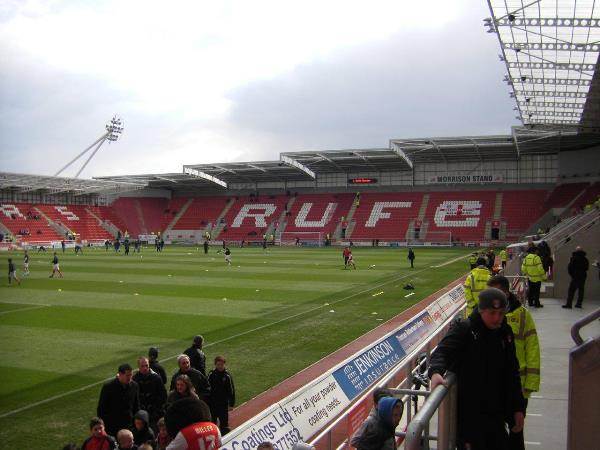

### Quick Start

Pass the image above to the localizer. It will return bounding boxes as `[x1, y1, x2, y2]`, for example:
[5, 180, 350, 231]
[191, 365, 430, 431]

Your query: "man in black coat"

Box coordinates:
[133, 357, 167, 431]
[208, 355, 236, 435]
[184, 335, 206, 376]
[428, 288, 525, 450]
[563, 246, 589, 309]
[97, 363, 140, 437]
[148, 347, 167, 385]
[170, 354, 211, 402]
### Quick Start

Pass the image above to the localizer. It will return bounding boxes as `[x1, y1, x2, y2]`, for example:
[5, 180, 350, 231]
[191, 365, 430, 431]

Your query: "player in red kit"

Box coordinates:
[166, 397, 221, 450]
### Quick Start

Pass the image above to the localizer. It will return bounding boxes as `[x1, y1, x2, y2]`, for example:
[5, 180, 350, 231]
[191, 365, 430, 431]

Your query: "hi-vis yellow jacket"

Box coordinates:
[521, 253, 547, 282]
[464, 266, 491, 316]
[500, 249, 508, 262]
[506, 302, 541, 397]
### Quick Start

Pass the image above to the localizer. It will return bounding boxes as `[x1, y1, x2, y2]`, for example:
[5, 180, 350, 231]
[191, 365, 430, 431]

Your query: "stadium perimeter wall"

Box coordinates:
[224, 278, 465, 450]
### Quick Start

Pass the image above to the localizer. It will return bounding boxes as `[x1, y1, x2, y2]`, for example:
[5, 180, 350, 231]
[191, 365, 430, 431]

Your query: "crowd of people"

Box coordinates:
[60, 336, 235, 450]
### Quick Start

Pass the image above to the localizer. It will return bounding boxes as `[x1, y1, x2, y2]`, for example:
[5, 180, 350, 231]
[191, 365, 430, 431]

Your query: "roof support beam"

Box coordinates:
[510, 77, 591, 86]
[507, 61, 596, 71]
[280, 155, 316, 179]
[495, 17, 600, 28]
[504, 42, 599, 53]
[390, 143, 414, 169]
[183, 167, 228, 188]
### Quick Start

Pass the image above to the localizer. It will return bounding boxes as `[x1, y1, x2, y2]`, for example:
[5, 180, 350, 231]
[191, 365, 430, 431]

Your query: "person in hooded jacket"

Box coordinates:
[563, 246, 589, 309]
[350, 396, 403, 450]
[133, 410, 156, 449]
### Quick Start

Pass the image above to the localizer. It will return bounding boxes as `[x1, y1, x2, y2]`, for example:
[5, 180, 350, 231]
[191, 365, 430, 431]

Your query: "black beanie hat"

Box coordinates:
[165, 397, 211, 438]
[478, 287, 508, 311]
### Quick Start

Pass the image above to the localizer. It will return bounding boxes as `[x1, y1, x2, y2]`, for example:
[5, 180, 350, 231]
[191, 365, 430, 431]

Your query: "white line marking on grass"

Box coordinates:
[371, 291, 384, 297]
[0, 253, 463, 419]
[0, 305, 50, 315]
[430, 254, 469, 268]
[404, 292, 415, 298]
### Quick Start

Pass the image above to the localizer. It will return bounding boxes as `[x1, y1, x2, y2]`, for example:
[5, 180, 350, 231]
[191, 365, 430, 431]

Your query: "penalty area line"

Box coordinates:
[0, 252, 458, 419]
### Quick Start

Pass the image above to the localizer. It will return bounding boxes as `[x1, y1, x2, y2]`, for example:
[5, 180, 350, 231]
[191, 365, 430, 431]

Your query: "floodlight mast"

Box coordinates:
[54, 115, 124, 178]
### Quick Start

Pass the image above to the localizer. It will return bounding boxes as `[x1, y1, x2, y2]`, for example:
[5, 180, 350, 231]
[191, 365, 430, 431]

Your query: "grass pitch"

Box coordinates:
[0, 245, 471, 449]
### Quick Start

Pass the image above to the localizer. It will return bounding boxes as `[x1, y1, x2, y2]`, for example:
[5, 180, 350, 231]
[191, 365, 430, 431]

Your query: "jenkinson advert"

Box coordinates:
[221, 285, 465, 450]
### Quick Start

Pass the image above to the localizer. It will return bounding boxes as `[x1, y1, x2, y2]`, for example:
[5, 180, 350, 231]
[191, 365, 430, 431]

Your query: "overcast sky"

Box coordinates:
[0, 0, 518, 178]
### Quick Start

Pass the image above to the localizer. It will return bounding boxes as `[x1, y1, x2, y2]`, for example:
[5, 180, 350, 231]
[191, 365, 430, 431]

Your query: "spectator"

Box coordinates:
[148, 347, 168, 385]
[97, 363, 140, 437]
[183, 335, 206, 376]
[116, 429, 137, 450]
[521, 247, 546, 308]
[170, 355, 210, 401]
[562, 246, 589, 309]
[133, 410, 156, 448]
[133, 356, 166, 432]
[81, 417, 117, 450]
[155, 417, 171, 450]
[164, 397, 220, 450]
[428, 288, 525, 450]
[349, 387, 393, 449]
[350, 396, 403, 450]
[208, 356, 236, 435]
[488, 275, 540, 450]
[463, 257, 491, 316]
[166, 374, 199, 409]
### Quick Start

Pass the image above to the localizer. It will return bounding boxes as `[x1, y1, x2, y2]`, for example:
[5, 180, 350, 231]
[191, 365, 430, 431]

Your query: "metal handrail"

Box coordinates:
[570, 307, 600, 346]
[404, 372, 457, 450]
[554, 213, 599, 252]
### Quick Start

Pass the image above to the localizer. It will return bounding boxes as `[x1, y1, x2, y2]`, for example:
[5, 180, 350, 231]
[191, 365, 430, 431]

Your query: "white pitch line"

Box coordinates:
[404, 292, 415, 298]
[0, 253, 463, 419]
[430, 254, 469, 268]
[0, 305, 49, 315]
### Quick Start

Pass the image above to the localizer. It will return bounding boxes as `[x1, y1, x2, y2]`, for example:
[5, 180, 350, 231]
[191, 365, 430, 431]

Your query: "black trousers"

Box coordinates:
[211, 404, 230, 435]
[527, 281, 542, 306]
[458, 416, 509, 450]
[509, 399, 527, 450]
[566, 278, 585, 307]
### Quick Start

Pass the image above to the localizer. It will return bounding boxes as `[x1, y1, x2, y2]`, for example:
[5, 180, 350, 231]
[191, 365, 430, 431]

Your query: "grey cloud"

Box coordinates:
[226, 18, 516, 154]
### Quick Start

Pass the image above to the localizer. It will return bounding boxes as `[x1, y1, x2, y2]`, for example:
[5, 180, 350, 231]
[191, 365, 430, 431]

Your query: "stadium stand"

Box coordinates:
[110, 197, 169, 236]
[217, 195, 288, 241]
[282, 193, 354, 237]
[423, 191, 496, 242]
[35, 204, 113, 240]
[572, 181, 600, 210]
[542, 182, 588, 210]
[0, 203, 63, 241]
[89, 205, 127, 236]
[350, 192, 422, 241]
[171, 197, 228, 230]
[501, 189, 547, 235]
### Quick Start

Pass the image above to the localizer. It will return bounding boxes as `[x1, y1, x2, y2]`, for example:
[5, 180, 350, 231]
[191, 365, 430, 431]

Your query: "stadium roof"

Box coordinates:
[0, 172, 147, 196]
[280, 148, 412, 172]
[487, 0, 600, 131]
